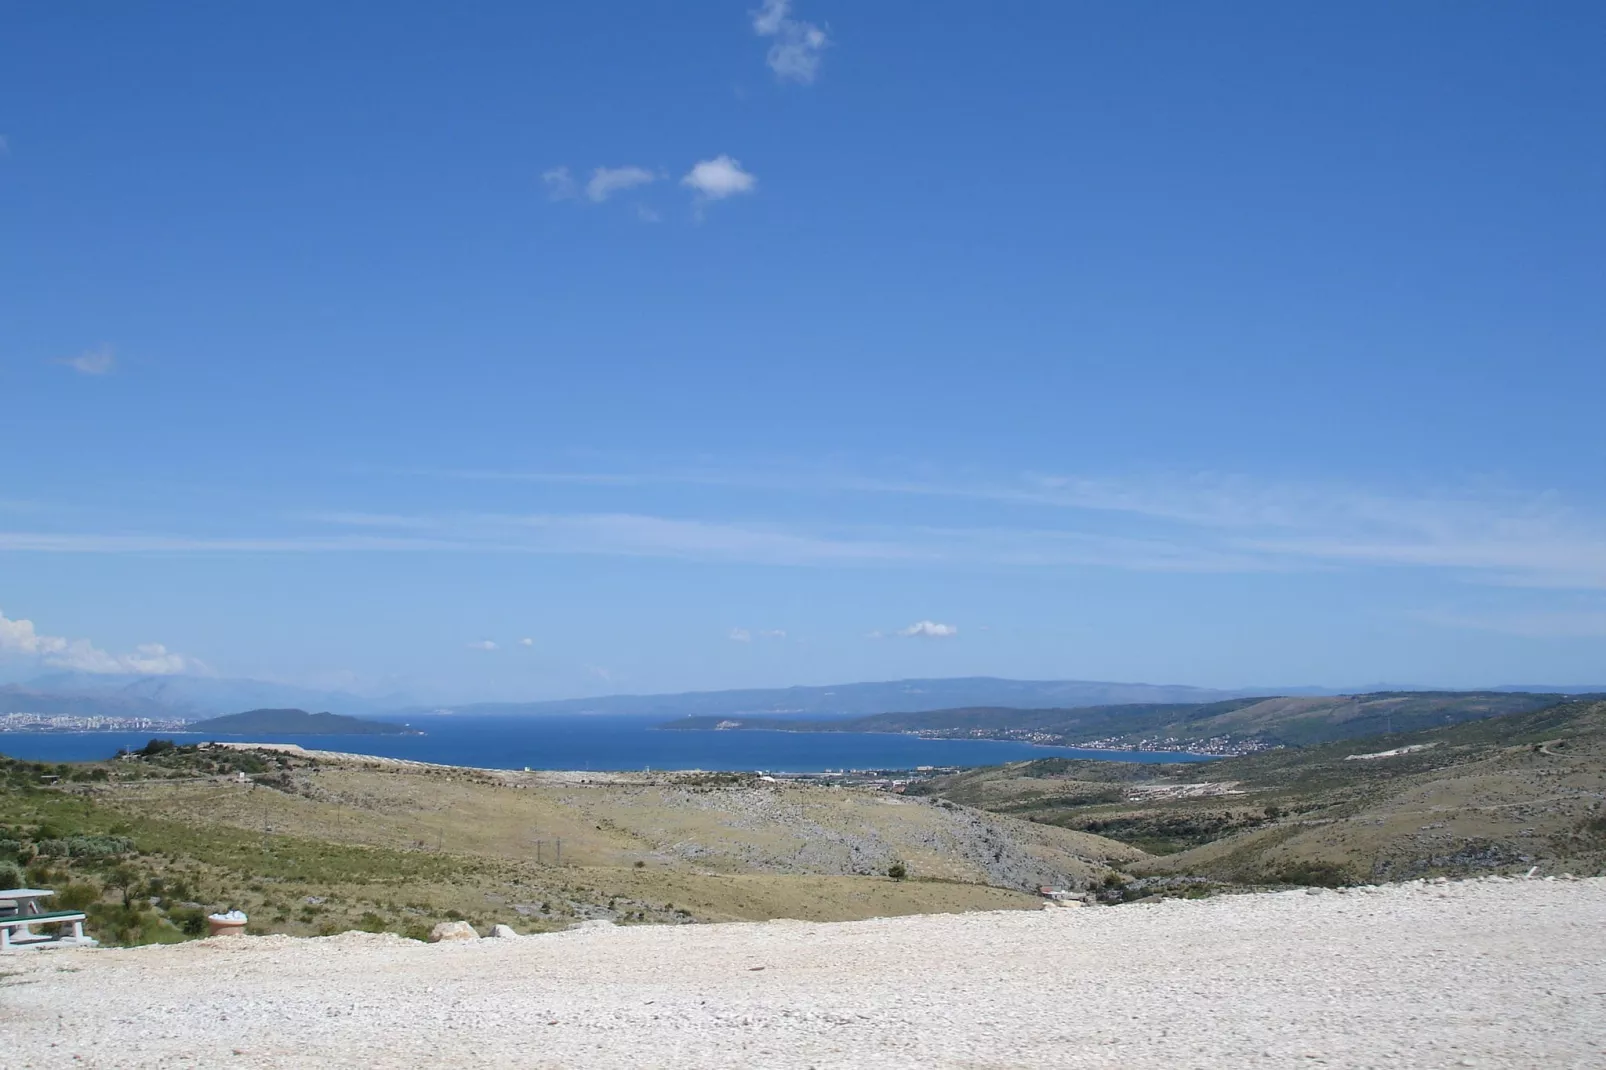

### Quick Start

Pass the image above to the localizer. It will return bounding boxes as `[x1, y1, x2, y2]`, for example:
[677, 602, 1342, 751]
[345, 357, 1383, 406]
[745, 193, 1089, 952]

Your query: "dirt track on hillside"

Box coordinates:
[6, 877, 1604, 1069]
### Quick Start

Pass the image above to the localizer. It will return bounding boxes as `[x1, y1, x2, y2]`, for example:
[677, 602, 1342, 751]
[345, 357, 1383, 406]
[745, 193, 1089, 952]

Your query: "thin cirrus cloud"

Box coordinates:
[751, 0, 829, 84]
[1414, 609, 1606, 640]
[0, 608, 190, 675]
[9, 467, 1606, 590]
[585, 166, 657, 203]
[52, 346, 116, 376]
[729, 627, 787, 642]
[541, 167, 577, 201]
[401, 465, 1606, 591]
[467, 639, 498, 651]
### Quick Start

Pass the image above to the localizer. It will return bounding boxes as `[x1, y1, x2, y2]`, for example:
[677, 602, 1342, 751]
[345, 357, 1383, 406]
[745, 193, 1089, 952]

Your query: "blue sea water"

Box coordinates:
[0, 714, 1217, 772]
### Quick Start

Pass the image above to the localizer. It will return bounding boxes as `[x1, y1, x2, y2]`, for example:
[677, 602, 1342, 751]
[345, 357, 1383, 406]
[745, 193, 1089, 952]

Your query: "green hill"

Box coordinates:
[663, 691, 1576, 753]
[911, 698, 1606, 888]
[187, 708, 420, 736]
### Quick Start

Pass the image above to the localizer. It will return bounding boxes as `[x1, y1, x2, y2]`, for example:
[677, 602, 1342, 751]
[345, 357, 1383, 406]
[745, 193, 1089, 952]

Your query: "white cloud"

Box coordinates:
[0, 609, 190, 674]
[587, 166, 656, 203]
[897, 620, 958, 639]
[467, 639, 498, 651]
[682, 156, 756, 200]
[635, 204, 661, 223]
[751, 0, 829, 84]
[53, 346, 116, 376]
[730, 627, 786, 642]
[542, 166, 577, 200]
[518, 637, 535, 647]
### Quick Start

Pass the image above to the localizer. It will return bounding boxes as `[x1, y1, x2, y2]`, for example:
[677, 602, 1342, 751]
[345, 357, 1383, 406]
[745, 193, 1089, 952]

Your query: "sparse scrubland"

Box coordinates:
[0, 741, 1134, 947]
[913, 698, 1606, 896]
[4, 697, 1601, 951]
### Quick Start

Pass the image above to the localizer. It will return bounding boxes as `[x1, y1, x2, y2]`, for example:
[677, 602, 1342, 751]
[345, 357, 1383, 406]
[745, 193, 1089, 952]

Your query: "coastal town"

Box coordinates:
[0, 712, 193, 733]
[902, 725, 1280, 757]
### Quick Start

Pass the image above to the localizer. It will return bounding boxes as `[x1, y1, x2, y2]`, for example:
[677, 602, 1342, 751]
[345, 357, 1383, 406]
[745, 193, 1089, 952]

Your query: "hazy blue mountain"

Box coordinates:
[10, 673, 410, 720]
[393, 677, 1281, 721]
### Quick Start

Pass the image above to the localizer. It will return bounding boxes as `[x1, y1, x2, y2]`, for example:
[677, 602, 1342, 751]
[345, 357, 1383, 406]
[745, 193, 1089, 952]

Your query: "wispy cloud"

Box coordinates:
[466, 639, 498, 651]
[52, 346, 116, 376]
[1415, 609, 1606, 639]
[11, 467, 1606, 590]
[730, 627, 787, 642]
[518, 637, 535, 647]
[682, 156, 757, 200]
[752, 0, 829, 84]
[586, 166, 656, 203]
[542, 166, 577, 200]
[897, 620, 958, 638]
[402, 464, 1606, 590]
[0, 608, 191, 675]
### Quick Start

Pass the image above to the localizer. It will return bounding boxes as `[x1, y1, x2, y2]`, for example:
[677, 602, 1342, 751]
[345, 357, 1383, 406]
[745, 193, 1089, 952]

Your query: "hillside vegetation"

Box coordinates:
[0, 742, 1137, 947]
[666, 690, 1572, 752]
[911, 699, 1606, 894]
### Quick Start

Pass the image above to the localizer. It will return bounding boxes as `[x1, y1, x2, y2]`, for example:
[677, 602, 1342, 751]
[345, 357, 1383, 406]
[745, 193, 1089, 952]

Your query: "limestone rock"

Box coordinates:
[429, 921, 479, 943]
[488, 924, 519, 939]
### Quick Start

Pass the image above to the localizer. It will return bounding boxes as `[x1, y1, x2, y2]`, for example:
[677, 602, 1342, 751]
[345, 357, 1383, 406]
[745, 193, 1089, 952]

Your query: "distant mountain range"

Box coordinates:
[409, 677, 1291, 720]
[3, 672, 1604, 728]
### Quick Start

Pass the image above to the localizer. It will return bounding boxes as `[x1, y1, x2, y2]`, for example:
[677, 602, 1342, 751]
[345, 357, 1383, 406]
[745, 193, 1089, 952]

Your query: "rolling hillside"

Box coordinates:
[664, 691, 1575, 751]
[911, 698, 1606, 888]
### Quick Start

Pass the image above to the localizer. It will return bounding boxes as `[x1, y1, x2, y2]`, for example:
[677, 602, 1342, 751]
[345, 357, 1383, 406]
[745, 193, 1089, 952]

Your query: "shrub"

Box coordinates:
[56, 881, 102, 911]
[887, 861, 907, 881]
[0, 860, 24, 889]
[167, 906, 208, 937]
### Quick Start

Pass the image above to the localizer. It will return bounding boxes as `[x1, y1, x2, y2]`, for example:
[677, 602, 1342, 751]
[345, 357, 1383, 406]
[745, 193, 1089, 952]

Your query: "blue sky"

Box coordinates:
[3, 2, 1604, 700]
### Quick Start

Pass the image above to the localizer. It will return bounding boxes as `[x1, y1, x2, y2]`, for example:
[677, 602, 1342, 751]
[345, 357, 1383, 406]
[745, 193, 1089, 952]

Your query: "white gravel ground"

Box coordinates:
[5, 876, 1604, 1069]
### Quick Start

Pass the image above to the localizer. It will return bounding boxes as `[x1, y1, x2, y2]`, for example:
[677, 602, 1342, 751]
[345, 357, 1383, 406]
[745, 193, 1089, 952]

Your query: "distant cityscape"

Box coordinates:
[0, 712, 195, 733]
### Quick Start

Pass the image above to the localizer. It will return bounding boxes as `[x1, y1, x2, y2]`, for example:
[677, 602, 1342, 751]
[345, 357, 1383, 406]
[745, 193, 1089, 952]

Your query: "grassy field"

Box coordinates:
[0, 744, 1139, 946]
[912, 699, 1606, 895]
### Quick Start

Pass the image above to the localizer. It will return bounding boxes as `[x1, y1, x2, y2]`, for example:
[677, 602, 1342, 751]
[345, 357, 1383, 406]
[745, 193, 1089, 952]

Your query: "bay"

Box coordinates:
[0, 714, 1217, 771]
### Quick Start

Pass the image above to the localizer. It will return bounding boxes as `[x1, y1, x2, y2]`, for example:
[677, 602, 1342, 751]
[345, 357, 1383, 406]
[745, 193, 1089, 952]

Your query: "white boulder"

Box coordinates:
[429, 921, 479, 943]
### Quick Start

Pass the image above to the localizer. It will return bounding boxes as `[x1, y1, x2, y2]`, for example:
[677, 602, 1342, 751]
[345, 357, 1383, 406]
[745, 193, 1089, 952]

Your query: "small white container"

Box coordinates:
[207, 910, 248, 938]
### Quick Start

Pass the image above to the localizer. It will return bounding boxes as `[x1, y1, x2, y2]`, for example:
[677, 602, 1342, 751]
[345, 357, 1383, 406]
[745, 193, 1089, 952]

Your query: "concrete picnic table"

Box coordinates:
[0, 888, 95, 951]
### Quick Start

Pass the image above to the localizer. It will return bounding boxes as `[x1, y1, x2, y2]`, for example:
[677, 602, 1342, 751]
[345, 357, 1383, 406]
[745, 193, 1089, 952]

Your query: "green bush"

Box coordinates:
[167, 906, 208, 937]
[55, 881, 101, 910]
[35, 835, 136, 859]
[0, 859, 24, 889]
[887, 861, 908, 881]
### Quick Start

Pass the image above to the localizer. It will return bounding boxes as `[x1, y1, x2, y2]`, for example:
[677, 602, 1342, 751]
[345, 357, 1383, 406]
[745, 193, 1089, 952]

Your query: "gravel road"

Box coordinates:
[6, 876, 1603, 1068]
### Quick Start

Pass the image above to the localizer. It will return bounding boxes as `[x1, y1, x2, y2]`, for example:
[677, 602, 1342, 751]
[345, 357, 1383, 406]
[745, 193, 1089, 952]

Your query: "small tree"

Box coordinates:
[887, 861, 907, 881]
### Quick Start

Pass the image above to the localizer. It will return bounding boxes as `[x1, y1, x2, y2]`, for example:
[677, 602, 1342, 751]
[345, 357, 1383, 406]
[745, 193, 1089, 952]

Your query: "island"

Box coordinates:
[187, 708, 422, 736]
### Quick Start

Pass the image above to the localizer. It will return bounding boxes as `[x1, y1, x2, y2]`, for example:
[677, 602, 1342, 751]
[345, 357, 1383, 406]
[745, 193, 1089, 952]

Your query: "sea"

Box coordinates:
[0, 713, 1217, 772]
